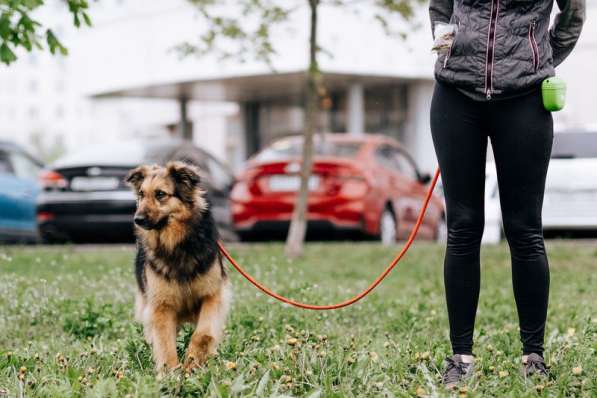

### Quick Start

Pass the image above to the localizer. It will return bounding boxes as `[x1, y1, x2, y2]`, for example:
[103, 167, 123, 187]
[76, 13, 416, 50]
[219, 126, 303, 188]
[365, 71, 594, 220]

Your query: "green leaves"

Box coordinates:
[0, 0, 91, 66]
[176, 0, 293, 67]
[46, 29, 68, 56]
[0, 42, 16, 63]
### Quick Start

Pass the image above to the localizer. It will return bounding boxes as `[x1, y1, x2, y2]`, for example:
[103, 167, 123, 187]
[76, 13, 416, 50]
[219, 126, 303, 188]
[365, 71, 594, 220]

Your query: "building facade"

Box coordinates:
[0, 0, 595, 172]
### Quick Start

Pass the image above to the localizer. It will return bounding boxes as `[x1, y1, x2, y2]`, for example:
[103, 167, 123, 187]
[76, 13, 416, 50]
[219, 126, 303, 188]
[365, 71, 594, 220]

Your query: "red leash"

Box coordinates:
[218, 167, 441, 310]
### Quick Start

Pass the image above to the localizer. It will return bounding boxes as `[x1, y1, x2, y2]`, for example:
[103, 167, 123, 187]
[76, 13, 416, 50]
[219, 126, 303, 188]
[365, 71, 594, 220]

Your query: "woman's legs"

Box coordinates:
[488, 90, 553, 355]
[430, 82, 488, 355]
[432, 83, 552, 356]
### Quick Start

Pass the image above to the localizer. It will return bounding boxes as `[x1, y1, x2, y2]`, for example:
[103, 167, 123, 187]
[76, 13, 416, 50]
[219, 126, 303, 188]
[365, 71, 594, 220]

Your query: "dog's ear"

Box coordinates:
[167, 161, 201, 203]
[125, 165, 148, 191]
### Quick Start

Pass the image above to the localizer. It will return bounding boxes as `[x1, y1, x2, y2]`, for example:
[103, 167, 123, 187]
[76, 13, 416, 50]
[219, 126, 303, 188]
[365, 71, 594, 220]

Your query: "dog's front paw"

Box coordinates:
[184, 334, 215, 372]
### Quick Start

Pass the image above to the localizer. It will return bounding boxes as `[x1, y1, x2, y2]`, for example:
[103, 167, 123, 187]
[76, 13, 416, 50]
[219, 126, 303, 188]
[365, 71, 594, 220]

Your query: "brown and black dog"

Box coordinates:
[125, 161, 231, 374]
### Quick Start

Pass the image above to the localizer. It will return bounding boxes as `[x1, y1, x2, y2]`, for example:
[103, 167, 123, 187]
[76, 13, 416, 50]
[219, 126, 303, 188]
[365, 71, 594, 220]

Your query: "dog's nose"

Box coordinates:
[134, 215, 148, 227]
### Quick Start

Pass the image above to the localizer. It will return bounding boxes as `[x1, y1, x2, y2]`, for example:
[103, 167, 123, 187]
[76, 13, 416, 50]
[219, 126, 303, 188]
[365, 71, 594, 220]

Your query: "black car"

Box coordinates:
[37, 138, 236, 243]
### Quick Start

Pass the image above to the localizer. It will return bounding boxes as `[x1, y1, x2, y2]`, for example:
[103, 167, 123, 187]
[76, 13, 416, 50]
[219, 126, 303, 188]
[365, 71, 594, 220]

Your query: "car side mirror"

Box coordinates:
[418, 173, 432, 185]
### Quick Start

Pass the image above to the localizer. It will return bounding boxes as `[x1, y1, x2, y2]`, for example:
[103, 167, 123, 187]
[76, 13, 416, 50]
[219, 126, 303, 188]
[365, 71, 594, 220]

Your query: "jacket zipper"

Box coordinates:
[484, 0, 500, 100]
[529, 20, 539, 72]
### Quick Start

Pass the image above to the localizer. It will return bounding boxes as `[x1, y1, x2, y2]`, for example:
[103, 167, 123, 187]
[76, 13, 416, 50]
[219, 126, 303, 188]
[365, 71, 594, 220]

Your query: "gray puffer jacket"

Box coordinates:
[430, 0, 586, 100]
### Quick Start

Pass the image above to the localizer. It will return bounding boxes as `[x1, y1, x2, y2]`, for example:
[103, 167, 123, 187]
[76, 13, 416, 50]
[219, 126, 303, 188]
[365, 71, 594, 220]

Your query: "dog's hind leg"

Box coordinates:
[184, 282, 232, 371]
[150, 306, 179, 374]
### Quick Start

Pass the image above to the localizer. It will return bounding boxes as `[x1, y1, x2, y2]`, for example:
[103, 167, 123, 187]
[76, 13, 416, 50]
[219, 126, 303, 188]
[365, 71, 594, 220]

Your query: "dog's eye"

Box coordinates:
[155, 190, 167, 200]
[138, 190, 144, 198]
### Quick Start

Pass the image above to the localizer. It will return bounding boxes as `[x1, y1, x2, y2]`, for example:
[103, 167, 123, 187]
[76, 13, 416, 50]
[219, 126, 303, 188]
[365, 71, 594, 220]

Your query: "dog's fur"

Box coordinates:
[125, 161, 231, 374]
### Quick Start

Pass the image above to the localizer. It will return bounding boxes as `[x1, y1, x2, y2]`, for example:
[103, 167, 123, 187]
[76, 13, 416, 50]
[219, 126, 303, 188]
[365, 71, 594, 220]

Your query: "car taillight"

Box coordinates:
[37, 212, 55, 222]
[39, 170, 68, 190]
[338, 177, 368, 199]
[230, 181, 251, 202]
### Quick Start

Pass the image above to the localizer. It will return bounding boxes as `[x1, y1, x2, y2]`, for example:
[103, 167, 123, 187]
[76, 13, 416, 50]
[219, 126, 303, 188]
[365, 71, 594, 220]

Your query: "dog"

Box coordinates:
[125, 161, 231, 374]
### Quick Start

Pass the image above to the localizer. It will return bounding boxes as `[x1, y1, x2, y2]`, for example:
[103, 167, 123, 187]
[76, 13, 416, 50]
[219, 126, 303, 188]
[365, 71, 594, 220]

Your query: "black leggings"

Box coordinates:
[430, 82, 552, 356]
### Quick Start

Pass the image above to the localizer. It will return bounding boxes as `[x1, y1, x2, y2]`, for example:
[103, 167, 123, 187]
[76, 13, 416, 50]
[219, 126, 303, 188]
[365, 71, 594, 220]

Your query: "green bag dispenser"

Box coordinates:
[541, 77, 566, 112]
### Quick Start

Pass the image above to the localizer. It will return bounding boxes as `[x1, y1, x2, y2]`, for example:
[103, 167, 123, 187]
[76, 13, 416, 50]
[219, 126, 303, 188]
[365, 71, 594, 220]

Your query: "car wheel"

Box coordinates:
[39, 228, 68, 244]
[435, 216, 447, 242]
[379, 208, 397, 245]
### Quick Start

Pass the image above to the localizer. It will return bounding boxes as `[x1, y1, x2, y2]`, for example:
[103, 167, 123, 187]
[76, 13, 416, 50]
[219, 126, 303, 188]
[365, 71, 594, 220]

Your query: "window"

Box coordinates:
[0, 151, 13, 175]
[394, 150, 418, 179]
[174, 149, 207, 170]
[375, 145, 400, 171]
[256, 138, 362, 162]
[205, 156, 233, 191]
[552, 132, 597, 159]
[375, 145, 419, 178]
[29, 80, 39, 93]
[28, 107, 39, 120]
[9, 151, 41, 180]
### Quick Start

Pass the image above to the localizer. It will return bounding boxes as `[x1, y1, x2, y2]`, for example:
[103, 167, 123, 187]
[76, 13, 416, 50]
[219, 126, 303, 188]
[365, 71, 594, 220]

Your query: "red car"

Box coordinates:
[231, 134, 445, 243]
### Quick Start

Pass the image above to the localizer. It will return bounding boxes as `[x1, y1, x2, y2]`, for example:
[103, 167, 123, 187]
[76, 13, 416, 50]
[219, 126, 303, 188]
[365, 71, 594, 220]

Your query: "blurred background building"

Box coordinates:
[0, 0, 596, 172]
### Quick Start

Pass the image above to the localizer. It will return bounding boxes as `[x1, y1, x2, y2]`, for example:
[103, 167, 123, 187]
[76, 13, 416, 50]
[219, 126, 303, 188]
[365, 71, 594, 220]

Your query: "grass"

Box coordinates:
[0, 241, 595, 397]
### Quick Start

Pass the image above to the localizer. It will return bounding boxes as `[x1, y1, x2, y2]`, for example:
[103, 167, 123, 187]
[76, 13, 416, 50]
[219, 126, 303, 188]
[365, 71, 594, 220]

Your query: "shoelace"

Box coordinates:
[443, 357, 468, 383]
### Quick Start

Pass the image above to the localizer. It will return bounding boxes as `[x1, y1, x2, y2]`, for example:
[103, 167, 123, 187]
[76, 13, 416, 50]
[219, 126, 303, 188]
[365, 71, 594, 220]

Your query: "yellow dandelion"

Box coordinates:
[498, 370, 509, 378]
[225, 361, 237, 370]
[287, 337, 298, 346]
[280, 375, 292, 383]
[567, 328, 576, 337]
[415, 386, 426, 397]
[572, 366, 582, 375]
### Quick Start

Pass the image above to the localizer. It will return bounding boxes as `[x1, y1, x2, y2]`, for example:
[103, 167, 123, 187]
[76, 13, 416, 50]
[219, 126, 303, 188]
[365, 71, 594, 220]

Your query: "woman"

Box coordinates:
[428, 0, 585, 387]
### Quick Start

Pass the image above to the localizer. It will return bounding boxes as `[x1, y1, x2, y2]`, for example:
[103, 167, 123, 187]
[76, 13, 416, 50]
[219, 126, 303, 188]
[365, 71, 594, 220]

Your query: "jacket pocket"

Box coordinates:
[528, 20, 540, 72]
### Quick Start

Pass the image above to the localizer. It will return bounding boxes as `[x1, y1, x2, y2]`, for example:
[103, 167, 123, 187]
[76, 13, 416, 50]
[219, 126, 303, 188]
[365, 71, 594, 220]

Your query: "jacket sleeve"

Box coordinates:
[550, 0, 586, 67]
[429, 0, 453, 38]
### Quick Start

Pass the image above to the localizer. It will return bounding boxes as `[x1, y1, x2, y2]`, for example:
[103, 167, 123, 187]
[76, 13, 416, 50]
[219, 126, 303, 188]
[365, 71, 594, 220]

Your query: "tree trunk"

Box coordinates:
[285, 0, 320, 259]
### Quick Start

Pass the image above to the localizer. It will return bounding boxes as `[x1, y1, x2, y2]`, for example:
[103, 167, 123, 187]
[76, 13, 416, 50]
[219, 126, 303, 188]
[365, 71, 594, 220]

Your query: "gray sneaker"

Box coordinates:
[442, 354, 475, 389]
[522, 353, 549, 378]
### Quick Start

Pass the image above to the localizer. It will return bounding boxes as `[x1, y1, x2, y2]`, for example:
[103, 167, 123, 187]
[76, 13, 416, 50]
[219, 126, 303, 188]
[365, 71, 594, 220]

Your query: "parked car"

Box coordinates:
[231, 134, 445, 243]
[37, 138, 235, 243]
[483, 131, 597, 242]
[0, 141, 44, 243]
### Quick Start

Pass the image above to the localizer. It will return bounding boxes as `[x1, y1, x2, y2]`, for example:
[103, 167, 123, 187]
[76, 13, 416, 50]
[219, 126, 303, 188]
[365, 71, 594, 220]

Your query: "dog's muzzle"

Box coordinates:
[134, 215, 168, 230]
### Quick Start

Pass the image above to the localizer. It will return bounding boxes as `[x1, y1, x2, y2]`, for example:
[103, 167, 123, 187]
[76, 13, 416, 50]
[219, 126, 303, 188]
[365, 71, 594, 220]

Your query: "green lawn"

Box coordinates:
[0, 242, 595, 397]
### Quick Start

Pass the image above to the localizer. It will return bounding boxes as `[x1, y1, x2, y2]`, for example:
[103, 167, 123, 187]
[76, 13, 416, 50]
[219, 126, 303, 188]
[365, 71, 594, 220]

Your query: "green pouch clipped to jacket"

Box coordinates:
[542, 77, 566, 112]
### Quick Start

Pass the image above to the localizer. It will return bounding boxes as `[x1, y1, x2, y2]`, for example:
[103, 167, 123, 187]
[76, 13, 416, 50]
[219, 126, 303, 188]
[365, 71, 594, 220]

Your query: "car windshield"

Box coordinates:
[255, 138, 362, 162]
[551, 132, 597, 159]
[52, 139, 179, 168]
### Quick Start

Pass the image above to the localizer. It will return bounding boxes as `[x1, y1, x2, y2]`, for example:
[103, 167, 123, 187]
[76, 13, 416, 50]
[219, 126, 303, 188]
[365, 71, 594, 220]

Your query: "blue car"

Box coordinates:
[0, 141, 44, 243]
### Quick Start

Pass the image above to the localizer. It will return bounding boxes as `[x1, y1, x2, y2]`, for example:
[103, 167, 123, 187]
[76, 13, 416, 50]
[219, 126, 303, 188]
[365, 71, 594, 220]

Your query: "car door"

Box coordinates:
[0, 149, 40, 238]
[392, 148, 438, 239]
[374, 145, 415, 236]
[381, 146, 422, 237]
